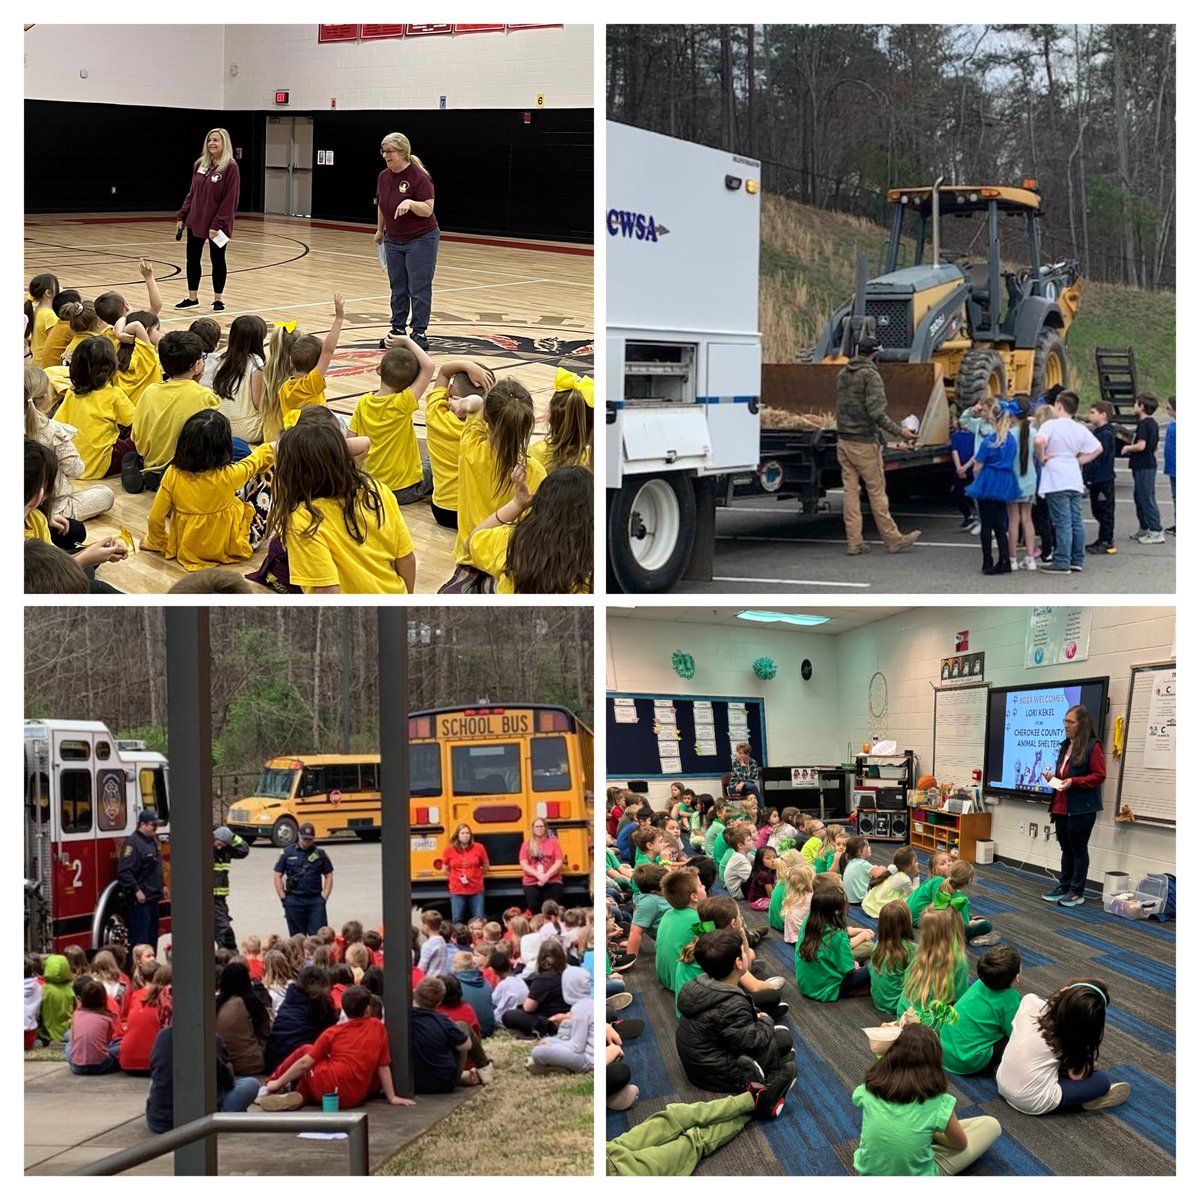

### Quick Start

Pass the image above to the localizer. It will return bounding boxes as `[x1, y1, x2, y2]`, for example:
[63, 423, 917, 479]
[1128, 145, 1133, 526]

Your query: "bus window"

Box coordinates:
[59, 740, 91, 761]
[360, 761, 379, 791]
[324, 763, 363, 792]
[60, 770, 92, 833]
[531, 736, 571, 792]
[410, 745, 441, 797]
[138, 767, 170, 822]
[95, 741, 112, 761]
[299, 767, 327, 797]
[256, 768, 296, 799]
[451, 744, 520, 795]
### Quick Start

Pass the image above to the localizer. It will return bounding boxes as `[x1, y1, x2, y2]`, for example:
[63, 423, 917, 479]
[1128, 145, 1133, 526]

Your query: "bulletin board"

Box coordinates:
[1114, 661, 1176, 827]
[606, 693, 767, 779]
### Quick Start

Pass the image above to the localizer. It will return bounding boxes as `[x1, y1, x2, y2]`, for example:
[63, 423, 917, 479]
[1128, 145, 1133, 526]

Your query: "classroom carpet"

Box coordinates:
[605, 854, 1176, 1176]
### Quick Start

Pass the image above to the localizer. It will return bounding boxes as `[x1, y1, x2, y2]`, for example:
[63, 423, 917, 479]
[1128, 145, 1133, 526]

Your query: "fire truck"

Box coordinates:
[24, 719, 171, 954]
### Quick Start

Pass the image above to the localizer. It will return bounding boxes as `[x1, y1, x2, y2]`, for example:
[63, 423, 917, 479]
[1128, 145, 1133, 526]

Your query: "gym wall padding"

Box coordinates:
[606, 693, 766, 780]
[25, 102, 593, 242]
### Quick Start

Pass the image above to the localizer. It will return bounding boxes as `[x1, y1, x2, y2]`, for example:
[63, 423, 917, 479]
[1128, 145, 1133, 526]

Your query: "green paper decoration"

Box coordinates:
[671, 650, 696, 679]
[752, 656, 778, 680]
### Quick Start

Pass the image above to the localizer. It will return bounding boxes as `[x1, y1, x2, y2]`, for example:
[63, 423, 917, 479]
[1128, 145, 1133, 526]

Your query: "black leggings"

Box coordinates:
[431, 501, 457, 529]
[524, 881, 565, 912]
[186, 228, 228, 294]
[977, 499, 1009, 568]
[608, 1060, 632, 1096]
[1053, 810, 1097, 894]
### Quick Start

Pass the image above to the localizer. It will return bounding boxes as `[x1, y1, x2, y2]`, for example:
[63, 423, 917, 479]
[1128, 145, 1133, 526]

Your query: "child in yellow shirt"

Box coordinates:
[450, 379, 546, 582]
[423, 358, 496, 528]
[349, 337, 436, 502]
[261, 294, 345, 440]
[94, 259, 164, 404]
[466, 463, 593, 594]
[54, 338, 137, 479]
[131, 330, 221, 485]
[528, 368, 593, 474]
[25, 273, 60, 363]
[271, 410, 415, 594]
[141, 409, 275, 572]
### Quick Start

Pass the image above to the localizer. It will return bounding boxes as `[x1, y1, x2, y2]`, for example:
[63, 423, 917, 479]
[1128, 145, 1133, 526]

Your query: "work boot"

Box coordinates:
[887, 530, 922, 553]
[846, 543, 871, 555]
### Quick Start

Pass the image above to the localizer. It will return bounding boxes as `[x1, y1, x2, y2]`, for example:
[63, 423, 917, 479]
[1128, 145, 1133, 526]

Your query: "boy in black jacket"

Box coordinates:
[1084, 400, 1118, 554]
[1121, 392, 1164, 543]
[675, 927, 797, 1100]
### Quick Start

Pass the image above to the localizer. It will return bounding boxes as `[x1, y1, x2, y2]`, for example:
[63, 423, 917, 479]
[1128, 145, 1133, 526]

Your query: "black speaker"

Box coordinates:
[876, 787, 906, 810]
[858, 810, 879, 836]
[889, 811, 909, 839]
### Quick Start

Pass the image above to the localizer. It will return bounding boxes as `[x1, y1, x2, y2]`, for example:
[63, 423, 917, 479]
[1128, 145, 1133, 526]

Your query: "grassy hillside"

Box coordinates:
[760, 193, 1176, 406]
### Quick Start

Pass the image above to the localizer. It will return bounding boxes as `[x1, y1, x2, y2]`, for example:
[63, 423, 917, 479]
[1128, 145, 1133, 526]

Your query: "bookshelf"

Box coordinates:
[909, 806, 992, 863]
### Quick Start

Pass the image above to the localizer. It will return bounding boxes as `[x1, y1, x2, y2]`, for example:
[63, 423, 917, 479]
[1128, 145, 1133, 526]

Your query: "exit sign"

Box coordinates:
[274, 90, 289, 105]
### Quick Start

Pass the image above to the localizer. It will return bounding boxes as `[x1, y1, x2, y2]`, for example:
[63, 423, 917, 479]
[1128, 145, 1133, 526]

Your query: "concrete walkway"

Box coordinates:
[25, 1059, 469, 1175]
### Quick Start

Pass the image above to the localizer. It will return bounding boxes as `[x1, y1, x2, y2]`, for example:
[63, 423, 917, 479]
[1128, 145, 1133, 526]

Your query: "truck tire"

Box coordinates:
[271, 817, 299, 848]
[1030, 327, 1069, 396]
[608, 474, 696, 592]
[955, 349, 1007, 408]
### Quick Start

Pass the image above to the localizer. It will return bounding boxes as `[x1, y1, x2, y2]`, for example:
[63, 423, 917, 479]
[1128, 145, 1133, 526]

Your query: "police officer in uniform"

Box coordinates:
[212, 825, 250, 951]
[273, 823, 334, 936]
[118, 810, 166, 957]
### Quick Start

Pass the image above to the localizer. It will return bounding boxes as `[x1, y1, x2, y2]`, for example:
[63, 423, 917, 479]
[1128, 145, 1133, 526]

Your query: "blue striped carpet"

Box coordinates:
[605, 855, 1175, 1175]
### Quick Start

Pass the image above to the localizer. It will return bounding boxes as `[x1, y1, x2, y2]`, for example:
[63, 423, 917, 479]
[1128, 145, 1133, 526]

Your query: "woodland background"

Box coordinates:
[608, 24, 1176, 289]
[25, 608, 594, 792]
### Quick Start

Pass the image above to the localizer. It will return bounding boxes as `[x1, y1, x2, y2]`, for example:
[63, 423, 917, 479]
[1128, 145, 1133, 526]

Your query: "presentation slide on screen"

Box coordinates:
[991, 684, 1083, 792]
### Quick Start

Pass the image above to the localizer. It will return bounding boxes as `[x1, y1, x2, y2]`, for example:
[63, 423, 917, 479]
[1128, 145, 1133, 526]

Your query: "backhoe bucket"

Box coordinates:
[762, 362, 948, 445]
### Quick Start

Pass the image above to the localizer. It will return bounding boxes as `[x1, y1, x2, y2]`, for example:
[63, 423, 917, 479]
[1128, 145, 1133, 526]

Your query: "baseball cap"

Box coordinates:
[213, 826, 234, 844]
[857, 336, 882, 355]
[137, 810, 164, 825]
[298, 822, 316, 838]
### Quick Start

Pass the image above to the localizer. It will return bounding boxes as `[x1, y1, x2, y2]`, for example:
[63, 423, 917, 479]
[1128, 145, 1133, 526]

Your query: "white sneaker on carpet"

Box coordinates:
[1082, 1081, 1130, 1110]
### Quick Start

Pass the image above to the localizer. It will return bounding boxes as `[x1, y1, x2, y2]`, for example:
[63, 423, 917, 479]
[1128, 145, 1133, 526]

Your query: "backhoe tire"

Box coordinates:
[955, 349, 1008, 409]
[1030, 328, 1069, 398]
[608, 474, 697, 593]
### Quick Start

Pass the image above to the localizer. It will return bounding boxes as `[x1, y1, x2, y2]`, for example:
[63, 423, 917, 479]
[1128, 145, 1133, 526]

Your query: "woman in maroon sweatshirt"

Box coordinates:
[175, 127, 241, 312]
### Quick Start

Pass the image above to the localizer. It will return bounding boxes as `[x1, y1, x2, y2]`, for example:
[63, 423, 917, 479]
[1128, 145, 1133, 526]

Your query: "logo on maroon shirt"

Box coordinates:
[211, 173, 222, 182]
[398, 181, 410, 193]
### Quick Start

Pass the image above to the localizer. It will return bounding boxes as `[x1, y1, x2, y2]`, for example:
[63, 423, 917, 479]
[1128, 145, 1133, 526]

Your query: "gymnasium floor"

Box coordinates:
[25, 212, 593, 593]
[606, 852, 1176, 1176]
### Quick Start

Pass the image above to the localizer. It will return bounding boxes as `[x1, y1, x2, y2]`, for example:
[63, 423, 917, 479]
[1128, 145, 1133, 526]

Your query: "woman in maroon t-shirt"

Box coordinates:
[444, 823, 490, 924]
[519, 817, 565, 911]
[175, 128, 241, 312]
[374, 131, 440, 350]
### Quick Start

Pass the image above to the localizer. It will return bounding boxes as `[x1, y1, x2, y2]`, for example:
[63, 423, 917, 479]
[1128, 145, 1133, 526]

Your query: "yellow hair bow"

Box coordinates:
[554, 368, 594, 408]
[274, 320, 297, 333]
[27, 294, 37, 303]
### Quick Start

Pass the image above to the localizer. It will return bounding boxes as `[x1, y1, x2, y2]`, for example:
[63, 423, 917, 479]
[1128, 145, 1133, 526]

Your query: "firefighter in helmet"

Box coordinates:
[212, 825, 250, 951]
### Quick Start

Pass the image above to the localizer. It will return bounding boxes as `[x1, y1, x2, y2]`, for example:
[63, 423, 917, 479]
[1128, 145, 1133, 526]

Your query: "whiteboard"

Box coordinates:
[933, 683, 988, 786]
[1115, 661, 1176, 827]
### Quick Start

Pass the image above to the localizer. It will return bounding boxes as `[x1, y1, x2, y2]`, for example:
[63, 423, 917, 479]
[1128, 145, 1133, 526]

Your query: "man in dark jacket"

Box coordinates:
[118, 810, 166, 960]
[675, 928, 797, 1096]
[835, 337, 921, 555]
[212, 825, 251, 951]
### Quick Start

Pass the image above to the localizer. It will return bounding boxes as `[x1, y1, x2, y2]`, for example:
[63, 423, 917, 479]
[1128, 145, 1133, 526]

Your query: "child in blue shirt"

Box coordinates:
[950, 421, 978, 533]
[1164, 395, 1176, 534]
[965, 401, 1019, 574]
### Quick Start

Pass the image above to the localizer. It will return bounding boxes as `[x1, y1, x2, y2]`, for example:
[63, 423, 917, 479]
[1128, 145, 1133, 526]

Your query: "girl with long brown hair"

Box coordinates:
[270, 411, 416, 593]
[895, 906, 969, 1018]
[529, 369, 593, 472]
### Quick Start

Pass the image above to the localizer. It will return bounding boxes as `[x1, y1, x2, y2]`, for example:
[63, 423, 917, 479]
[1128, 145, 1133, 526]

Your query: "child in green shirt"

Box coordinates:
[703, 801, 730, 860]
[907, 850, 953, 927]
[630, 827, 669, 894]
[655, 866, 706, 990]
[794, 887, 870, 1002]
[940, 945, 1022, 1075]
[624, 863, 671, 960]
[896, 907, 970, 1020]
[868, 899, 917, 1016]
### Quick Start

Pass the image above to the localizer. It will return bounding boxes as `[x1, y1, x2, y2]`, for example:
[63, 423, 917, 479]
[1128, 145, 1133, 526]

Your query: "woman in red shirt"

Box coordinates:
[519, 817, 565, 911]
[444, 823, 490, 924]
[175, 128, 241, 312]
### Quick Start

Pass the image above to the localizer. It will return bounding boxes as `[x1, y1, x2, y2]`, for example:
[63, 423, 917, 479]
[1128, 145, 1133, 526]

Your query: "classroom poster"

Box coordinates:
[612, 698, 638, 724]
[1025, 607, 1092, 668]
[1143, 668, 1176, 770]
[998, 683, 1084, 790]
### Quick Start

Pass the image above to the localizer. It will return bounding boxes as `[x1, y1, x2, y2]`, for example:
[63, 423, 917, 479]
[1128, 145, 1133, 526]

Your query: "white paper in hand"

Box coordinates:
[1047, 776, 1069, 791]
[210, 230, 230, 248]
[378, 241, 388, 272]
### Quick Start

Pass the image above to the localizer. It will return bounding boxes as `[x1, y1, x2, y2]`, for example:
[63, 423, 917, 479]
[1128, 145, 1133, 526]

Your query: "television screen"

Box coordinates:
[983, 677, 1109, 800]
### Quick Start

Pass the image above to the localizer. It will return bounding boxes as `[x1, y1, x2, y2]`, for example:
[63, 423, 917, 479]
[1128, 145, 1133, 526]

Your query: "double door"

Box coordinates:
[265, 115, 313, 217]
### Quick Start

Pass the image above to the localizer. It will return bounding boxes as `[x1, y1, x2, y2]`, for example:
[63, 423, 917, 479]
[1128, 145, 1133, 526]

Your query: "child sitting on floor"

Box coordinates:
[794, 886, 871, 1002]
[862, 845, 919, 919]
[896, 907, 970, 1020]
[869, 899, 917, 1017]
[940, 944, 1022, 1076]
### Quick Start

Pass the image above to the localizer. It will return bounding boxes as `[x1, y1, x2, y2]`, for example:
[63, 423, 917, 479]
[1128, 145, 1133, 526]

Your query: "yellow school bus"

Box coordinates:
[226, 704, 594, 904]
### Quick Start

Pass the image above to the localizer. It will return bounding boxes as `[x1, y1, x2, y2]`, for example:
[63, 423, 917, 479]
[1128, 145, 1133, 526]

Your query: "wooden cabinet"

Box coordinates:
[909, 806, 992, 863]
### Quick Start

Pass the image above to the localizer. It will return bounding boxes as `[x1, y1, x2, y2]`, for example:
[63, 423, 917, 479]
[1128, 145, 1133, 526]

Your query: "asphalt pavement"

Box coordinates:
[676, 469, 1175, 594]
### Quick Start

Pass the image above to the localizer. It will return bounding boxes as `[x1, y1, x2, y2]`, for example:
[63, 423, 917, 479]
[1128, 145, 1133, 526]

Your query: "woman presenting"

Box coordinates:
[444, 822, 489, 924]
[176, 128, 240, 311]
[1041, 704, 1106, 908]
[519, 817, 564, 911]
[375, 132, 439, 350]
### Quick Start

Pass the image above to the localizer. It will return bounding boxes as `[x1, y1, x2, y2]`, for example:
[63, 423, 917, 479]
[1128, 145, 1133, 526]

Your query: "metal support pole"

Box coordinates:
[341, 610, 352, 754]
[165, 607, 217, 1175]
[378, 610, 413, 1096]
[987, 201, 1002, 338]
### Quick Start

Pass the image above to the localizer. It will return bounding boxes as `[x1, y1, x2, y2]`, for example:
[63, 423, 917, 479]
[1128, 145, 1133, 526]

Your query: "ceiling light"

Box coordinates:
[735, 611, 830, 626]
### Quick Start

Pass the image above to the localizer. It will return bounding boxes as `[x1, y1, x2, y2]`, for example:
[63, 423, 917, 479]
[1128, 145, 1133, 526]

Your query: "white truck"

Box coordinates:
[606, 122, 763, 592]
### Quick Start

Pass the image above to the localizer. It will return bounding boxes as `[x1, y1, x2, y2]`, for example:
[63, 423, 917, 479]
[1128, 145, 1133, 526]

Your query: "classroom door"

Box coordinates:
[264, 116, 314, 217]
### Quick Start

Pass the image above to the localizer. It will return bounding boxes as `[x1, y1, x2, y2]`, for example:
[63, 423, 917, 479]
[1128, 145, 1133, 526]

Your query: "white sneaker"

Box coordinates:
[1137, 531, 1166, 544]
[968, 521, 981, 536]
[1023, 555, 1039, 571]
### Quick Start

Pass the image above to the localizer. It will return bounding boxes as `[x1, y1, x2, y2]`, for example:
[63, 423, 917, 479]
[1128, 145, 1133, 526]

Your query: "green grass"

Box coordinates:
[377, 1032, 592, 1176]
[760, 193, 1176, 405]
